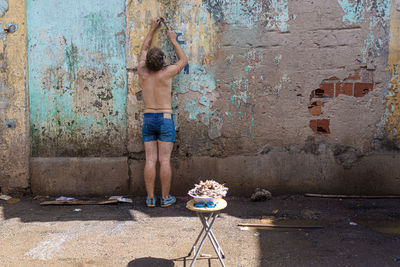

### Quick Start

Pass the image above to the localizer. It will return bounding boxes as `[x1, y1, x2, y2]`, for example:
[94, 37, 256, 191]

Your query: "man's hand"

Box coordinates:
[151, 17, 161, 30]
[167, 30, 177, 41]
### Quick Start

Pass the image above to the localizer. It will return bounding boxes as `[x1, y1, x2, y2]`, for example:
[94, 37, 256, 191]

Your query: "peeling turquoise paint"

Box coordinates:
[173, 61, 217, 126]
[337, 0, 391, 25]
[230, 78, 249, 108]
[225, 48, 260, 139]
[338, 0, 365, 24]
[202, 0, 291, 32]
[221, 0, 262, 28]
[270, 0, 290, 32]
[0, 0, 7, 17]
[338, 0, 391, 63]
[185, 99, 213, 125]
[28, 0, 127, 156]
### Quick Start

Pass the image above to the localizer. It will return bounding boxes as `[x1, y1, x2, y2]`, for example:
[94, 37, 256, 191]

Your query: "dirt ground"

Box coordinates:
[0, 195, 400, 267]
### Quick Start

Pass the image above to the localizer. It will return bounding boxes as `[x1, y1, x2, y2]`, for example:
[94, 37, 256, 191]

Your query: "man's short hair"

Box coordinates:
[146, 47, 165, 71]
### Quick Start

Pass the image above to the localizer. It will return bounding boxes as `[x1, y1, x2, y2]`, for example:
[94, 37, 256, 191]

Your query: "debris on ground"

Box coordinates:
[349, 221, 358, 226]
[56, 196, 77, 201]
[302, 209, 320, 219]
[305, 193, 400, 199]
[40, 199, 118, 205]
[6, 198, 20, 204]
[250, 188, 272, 201]
[73, 208, 81, 212]
[0, 194, 12, 201]
[108, 196, 133, 203]
[238, 218, 324, 229]
[33, 195, 49, 201]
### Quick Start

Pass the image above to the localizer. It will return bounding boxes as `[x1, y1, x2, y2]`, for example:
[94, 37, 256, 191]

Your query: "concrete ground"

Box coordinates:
[0, 195, 400, 267]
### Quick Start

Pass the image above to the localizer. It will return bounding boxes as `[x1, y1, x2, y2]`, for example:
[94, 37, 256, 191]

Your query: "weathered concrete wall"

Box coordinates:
[125, 0, 400, 196]
[0, 0, 29, 194]
[31, 157, 129, 196]
[130, 152, 400, 196]
[4, 0, 400, 195]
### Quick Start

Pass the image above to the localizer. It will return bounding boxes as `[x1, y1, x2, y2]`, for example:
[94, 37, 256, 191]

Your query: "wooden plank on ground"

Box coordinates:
[40, 199, 119, 205]
[238, 223, 324, 229]
[305, 194, 400, 199]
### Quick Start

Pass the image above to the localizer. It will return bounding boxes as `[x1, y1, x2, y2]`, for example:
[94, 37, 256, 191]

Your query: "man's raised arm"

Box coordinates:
[165, 30, 188, 77]
[139, 18, 161, 67]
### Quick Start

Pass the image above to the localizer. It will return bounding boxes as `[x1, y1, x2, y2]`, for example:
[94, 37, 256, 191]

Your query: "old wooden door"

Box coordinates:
[28, 0, 127, 156]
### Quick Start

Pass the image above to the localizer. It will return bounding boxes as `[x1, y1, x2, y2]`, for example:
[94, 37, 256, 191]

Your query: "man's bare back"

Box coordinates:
[138, 19, 187, 114]
[139, 64, 173, 113]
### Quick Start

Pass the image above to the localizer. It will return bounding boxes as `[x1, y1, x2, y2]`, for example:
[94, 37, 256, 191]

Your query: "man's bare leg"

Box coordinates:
[158, 140, 174, 199]
[144, 141, 158, 199]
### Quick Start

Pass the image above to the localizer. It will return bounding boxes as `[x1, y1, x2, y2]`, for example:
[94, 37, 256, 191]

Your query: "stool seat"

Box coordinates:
[186, 199, 227, 213]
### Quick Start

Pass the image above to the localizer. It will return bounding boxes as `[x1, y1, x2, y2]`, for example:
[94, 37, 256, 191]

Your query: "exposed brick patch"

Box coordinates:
[311, 83, 334, 99]
[308, 70, 374, 135]
[354, 82, 373, 97]
[309, 119, 330, 134]
[320, 83, 334, 97]
[317, 119, 330, 134]
[335, 82, 353, 96]
[308, 101, 323, 116]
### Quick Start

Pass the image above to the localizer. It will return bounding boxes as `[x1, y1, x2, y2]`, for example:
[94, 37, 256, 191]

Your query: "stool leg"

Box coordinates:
[199, 214, 226, 266]
[187, 224, 205, 257]
[187, 213, 214, 257]
[200, 214, 225, 259]
[190, 212, 218, 267]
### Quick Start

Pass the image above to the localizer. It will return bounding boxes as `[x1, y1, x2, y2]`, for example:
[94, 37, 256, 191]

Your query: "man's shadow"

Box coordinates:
[127, 257, 174, 267]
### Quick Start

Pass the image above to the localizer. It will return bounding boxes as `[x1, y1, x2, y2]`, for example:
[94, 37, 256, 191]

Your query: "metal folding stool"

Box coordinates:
[186, 199, 227, 267]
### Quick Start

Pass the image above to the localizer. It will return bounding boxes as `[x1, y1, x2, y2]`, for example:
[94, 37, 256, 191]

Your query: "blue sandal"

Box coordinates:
[194, 201, 216, 208]
[160, 195, 176, 207]
[146, 197, 156, 207]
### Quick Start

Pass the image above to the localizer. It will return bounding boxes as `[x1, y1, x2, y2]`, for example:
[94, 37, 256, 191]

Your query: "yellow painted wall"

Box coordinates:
[0, 0, 29, 193]
[384, 1, 400, 140]
[126, 0, 220, 152]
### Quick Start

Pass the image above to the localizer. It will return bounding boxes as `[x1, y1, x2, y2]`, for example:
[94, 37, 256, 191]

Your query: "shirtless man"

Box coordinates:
[138, 17, 188, 207]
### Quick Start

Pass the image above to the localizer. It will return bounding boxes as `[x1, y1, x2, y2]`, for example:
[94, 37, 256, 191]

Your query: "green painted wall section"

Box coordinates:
[27, 0, 127, 156]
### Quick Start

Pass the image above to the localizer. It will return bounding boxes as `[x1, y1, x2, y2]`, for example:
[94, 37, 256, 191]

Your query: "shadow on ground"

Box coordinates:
[127, 257, 174, 267]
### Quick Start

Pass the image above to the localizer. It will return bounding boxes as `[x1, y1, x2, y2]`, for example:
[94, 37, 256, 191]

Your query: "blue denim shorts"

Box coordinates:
[142, 113, 176, 143]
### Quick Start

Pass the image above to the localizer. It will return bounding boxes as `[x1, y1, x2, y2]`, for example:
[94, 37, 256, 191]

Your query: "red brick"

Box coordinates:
[326, 76, 339, 81]
[335, 82, 353, 96]
[354, 82, 373, 97]
[308, 101, 323, 116]
[344, 70, 360, 81]
[309, 120, 317, 133]
[317, 119, 330, 134]
[319, 83, 334, 97]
